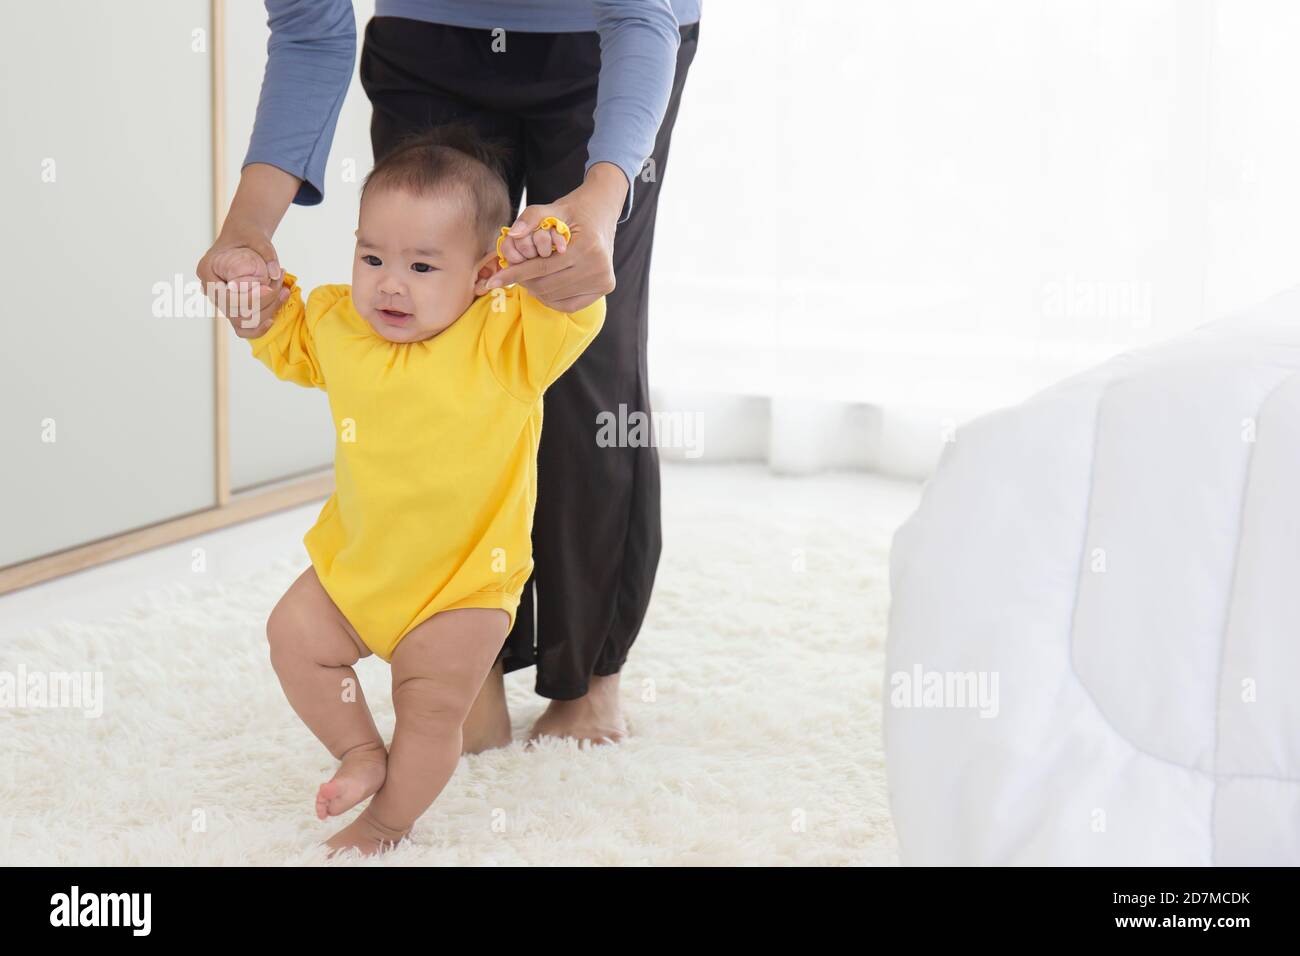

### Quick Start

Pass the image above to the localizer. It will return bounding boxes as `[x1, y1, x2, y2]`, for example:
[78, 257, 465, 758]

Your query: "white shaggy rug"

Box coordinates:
[0, 465, 911, 866]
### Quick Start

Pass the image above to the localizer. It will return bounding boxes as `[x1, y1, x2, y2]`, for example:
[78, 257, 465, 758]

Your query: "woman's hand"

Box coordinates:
[196, 163, 300, 336]
[488, 162, 629, 312]
[198, 224, 289, 337]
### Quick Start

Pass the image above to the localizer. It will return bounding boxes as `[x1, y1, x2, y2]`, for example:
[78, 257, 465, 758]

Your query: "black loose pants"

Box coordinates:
[359, 17, 699, 699]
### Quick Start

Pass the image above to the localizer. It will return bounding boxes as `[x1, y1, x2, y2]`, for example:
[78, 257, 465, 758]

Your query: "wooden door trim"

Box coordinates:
[213, 0, 231, 508]
[0, 472, 333, 596]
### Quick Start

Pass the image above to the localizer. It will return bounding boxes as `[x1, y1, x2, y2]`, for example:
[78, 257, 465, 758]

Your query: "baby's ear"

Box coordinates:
[473, 249, 502, 296]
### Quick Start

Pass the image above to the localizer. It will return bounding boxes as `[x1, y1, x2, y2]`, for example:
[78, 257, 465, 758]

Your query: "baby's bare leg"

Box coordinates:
[267, 567, 387, 820]
[323, 607, 508, 856]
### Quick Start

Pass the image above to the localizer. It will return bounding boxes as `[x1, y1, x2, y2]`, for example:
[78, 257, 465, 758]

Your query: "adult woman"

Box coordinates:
[197, 0, 700, 750]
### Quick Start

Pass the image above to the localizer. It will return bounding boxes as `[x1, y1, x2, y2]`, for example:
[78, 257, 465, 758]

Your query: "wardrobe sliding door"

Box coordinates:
[0, 1, 217, 567]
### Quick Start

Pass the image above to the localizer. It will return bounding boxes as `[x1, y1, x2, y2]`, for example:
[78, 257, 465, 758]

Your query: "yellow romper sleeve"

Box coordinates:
[482, 217, 605, 401]
[247, 271, 333, 391]
[482, 289, 607, 402]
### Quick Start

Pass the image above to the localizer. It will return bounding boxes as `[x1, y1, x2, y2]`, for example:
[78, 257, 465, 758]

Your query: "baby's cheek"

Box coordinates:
[354, 258, 383, 287]
[421, 278, 453, 315]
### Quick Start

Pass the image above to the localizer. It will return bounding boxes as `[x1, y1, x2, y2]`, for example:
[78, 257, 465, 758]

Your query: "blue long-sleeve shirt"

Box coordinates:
[242, 0, 702, 221]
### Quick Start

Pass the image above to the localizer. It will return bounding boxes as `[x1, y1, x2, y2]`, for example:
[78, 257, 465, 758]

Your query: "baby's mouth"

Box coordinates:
[377, 307, 412, 324]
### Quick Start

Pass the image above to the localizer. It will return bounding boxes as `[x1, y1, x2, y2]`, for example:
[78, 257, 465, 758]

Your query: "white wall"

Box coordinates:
[1204, 1, 1300, 317]
[649, 0, 1300, 426]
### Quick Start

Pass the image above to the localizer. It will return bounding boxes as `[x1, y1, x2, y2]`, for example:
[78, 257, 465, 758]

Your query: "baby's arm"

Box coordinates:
[527, 292, 606, 392]
[481, 290, 606, 402]
[246, 272, 327, 391]
[480, 219, 606, 400]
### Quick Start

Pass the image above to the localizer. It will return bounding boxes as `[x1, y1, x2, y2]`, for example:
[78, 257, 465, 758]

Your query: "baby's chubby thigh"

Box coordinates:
[266, 566, 373, 668]
[388, 609, 511, 726]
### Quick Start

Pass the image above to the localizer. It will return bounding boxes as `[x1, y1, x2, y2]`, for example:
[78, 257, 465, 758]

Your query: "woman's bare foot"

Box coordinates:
[323, 806, 410, 858]
[316, 741, 388, 820]
[528, 672, 629, 746]
[461, 659, 513, 754]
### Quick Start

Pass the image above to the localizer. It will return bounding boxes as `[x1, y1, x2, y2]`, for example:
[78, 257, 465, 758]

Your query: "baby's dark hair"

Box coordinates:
[361, 123, 513, 253]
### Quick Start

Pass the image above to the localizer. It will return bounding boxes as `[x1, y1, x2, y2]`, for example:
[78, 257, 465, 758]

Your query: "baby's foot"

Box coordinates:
[323, 808, 410, 859]
[316, 742, 388, 820]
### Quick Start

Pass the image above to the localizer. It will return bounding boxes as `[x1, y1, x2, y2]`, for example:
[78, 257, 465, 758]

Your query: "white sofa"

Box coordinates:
[885, 286, 1300, 865]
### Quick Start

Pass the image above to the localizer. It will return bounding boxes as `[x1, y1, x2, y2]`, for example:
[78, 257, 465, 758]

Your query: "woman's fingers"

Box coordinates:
[489, 250, 571, 289]
[212, 248, 268, 284]
[230, 276, 260, 319]
[196, 220, 281, 325]
[222, 271, 281, 323]
[506, 254, 603, 304]
[543, 291, 603, 312]
[523, 268, 597, 304]
[204, 248, 272, 320]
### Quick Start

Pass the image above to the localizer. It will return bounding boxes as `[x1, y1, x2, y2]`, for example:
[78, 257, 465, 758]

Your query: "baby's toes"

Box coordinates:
[315, 780, 344, 820]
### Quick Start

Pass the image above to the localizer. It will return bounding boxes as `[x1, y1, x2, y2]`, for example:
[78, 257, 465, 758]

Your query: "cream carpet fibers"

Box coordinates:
[0, 465, 912, 865]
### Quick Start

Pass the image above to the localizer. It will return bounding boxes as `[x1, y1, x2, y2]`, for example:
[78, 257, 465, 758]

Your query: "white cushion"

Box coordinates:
[885, 286, 1300, 865]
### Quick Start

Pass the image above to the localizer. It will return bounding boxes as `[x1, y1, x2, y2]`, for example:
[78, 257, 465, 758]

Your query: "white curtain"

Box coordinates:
[649, 0, 1300, 477]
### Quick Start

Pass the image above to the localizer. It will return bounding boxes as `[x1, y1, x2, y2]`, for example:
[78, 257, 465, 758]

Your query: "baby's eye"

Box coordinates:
[411, 262, 436, 274]
[361, 254, 382, 266]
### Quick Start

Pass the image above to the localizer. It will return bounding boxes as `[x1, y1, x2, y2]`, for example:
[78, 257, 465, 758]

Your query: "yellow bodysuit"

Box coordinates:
[248, 273, 605, 661]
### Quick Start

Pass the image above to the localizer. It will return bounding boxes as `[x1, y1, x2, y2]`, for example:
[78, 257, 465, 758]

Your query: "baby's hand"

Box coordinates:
[496, 217, 569, 267]
[208, 247, 290, 337]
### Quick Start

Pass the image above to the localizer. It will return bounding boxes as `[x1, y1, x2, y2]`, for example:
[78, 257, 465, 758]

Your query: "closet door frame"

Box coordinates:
[0, 0, 333, 597]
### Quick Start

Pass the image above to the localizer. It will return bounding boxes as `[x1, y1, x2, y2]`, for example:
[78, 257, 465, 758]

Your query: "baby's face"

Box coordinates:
[352, 187, 491, 343]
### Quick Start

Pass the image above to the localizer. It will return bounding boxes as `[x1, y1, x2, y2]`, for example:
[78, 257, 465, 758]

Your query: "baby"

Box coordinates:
[213, 128, 605, 857]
